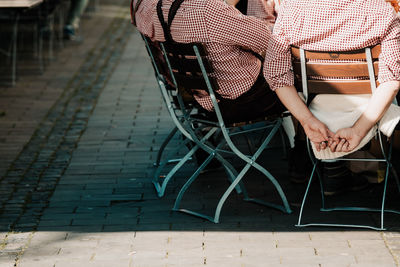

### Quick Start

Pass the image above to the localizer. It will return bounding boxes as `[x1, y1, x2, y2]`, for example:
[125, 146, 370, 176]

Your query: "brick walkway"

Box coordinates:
[1, 1, 400, 266]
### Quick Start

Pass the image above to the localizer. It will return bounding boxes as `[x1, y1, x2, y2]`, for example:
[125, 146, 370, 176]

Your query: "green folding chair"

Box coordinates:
[141, 34, 222, 198]
[292, 45, 400, 230]
[159, 41, 292, 223]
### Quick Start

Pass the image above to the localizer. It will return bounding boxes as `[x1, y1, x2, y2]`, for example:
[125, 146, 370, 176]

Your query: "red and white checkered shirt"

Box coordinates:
[247, 0, 278, 26]
[133, 0, 273, 110]
[263, 0, 400, 91]
[387, 0, 400, 12]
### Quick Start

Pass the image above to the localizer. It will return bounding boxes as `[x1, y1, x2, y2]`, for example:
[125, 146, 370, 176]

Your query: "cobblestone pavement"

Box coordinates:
[1, 1, 400, 266]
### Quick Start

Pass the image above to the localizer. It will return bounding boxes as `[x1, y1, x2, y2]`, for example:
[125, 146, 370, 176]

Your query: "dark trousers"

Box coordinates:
[201, 74, 286, 124]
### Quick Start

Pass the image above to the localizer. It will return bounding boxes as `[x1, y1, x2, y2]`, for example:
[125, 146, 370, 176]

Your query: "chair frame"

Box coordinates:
[141, 34, 219, 198]
[159, 41, 292, 223]
[292, 45, 400, 230]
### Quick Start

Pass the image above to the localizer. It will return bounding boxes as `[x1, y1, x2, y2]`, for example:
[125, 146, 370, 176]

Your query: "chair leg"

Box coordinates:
[247, 160, 292, 213]
[306, 139, 326, 209]
[244, 129, 255, 155]
[153, 126, 179, 167]
[215, 121, 293, 221]
[11, 14, 19, 87]
[296, 161, 318, 227]
[173, 151, 217, 222]
[152, 138, 195, 198]
[173, 119, 292, 223]
[391, 163, 400, 193]
[172, 137, 247, 221]
[297, 153, 400, 230]
[153, 127, 218, 197]
[315, 163, 326, 209]
[213, 162, 252, 223]
[184, 126, 246, 195]
[226, 119, 292, 213]
[378, 161, 391, 230]
[221, 158, 245, 196]
[279, 126, 287, 158]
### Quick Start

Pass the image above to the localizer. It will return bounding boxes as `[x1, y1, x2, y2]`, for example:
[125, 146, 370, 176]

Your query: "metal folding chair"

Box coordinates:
[141, 34, 219, 198]
[159, 41, 292, 223]
[292, 45, 400, 230]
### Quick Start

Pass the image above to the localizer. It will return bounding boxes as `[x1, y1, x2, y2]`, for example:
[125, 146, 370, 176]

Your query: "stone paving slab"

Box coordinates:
[0, 1, 400, 266]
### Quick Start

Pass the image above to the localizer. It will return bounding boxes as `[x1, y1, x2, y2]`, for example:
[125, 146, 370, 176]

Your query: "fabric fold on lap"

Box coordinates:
[308, 94, 400, 160]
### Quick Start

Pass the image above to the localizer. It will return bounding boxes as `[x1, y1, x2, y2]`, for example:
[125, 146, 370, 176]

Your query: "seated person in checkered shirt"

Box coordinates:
[264, 0, 400, 194]
[131, 0, 301, 125]
[386, 0, 399, 15]
[234, 0, 280, 27]
[131, 0, 280, 88]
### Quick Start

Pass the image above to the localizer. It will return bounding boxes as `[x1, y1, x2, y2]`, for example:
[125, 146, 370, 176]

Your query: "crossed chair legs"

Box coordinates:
[152, 73, 292, 222]
[151, 126, 218, 198]
[296, 137, 400, 230]
[172, 118, 293, 223]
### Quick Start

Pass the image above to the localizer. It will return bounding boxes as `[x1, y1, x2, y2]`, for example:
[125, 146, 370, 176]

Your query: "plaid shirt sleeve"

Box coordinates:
[133, 0, 156, 38]
[263, 0, 400, 91]
[262, 0, 294, 91]
[247, 0, 277, 26]
[204, 0, 271, 54]
[379, 11, 400, 83]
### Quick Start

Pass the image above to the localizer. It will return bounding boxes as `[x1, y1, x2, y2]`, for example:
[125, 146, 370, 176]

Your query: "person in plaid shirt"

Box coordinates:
[132, 0, 286, 123]
[387, 0, 399, 13]
[264, 0, 400, 194]
[243, 0, 280, 27]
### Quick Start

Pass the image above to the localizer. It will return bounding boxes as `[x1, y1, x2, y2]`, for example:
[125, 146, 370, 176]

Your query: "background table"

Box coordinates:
[0, 0, 44, 86]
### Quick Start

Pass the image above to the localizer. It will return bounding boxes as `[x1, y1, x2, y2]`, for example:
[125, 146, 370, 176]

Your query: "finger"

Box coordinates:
[313, 142, 321, 152]
[320, 141, 327, 150]
[327, 137, 334, 147]
[320, 143, 326, 150]
[335, 139, 344, 152]
[332, 135, 341, 145]
[342, 141, 350, 152]
[329, 141, 337, 152]
[327, 129, 335, 139]
[333, 132, 341, 141]
[320, 127, 330, 140]
[335, 138, 347, 152]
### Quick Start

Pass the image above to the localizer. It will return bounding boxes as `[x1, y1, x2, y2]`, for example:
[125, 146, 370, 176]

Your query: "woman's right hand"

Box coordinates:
[329, 127, 364, 152]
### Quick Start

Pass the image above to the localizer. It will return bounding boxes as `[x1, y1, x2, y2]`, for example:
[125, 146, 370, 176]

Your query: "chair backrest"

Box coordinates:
[141, 35, 172, 86]
[160, 42, 219, 101]
[141, 35, 197, 107]
[161, 41, 286, 126]
[291, 45, 381, 102]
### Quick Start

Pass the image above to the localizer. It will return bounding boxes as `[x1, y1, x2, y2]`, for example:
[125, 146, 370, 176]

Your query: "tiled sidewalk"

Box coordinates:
[1, 1, 400, 266]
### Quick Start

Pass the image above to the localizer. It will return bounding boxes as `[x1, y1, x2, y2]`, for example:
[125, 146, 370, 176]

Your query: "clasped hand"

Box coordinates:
[303, 117, 363, 153]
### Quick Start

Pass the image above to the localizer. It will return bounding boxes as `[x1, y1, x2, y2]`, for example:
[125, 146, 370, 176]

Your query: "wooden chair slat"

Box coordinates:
[304, 80, 376, 95]
[163, 42, 208, 57]
[168, 57, 203, 75]
[162, 42, 217, 93]
[291, 45, 381, 60]
[293, 61, 379, 77]
[174, 73, 210, 91]
[142, 36, 178, 91]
